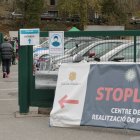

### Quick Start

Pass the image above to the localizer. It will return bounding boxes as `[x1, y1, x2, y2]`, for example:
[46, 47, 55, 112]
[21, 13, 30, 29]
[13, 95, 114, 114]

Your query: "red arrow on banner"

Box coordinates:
[59, 95, 79, 109]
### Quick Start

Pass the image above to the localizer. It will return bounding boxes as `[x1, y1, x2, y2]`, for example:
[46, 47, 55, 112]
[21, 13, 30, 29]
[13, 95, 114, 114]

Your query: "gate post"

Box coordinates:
[18, 46, 30, 113]
[134, 35, 136, 62]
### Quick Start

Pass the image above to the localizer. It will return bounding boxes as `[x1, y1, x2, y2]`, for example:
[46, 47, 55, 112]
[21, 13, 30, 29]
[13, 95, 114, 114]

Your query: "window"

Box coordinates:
[83, 42, 123, 57]
[109, 44, 140, 62]
[50, 0, 55, 5]
[109, 46, 133, 61]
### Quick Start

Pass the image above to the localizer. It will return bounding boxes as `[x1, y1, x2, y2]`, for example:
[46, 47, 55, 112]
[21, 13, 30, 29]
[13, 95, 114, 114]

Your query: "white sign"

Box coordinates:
[49, 31, 64, 56]
[50, 63, 90, 127]
[20, 28, 40, 46]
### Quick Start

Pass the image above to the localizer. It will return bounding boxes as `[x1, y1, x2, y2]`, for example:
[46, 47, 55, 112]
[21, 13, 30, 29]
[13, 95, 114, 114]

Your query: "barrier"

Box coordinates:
[35, 71, 58, 89]
[50, 62, 140, 131]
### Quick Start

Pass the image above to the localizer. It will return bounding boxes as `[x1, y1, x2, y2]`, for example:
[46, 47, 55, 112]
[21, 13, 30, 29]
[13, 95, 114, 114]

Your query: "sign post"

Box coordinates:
[19, 28, 40, 113]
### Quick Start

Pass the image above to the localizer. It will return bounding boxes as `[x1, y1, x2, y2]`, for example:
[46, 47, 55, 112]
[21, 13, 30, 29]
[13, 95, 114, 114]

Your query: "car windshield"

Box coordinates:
[40, 54, 50, 59]
[64, 39, 81, 50]
[93, 42, 123, 58]
[69, 41, 96, 55]
[109, 43, 140, 61]
[64, 37, 100, 51]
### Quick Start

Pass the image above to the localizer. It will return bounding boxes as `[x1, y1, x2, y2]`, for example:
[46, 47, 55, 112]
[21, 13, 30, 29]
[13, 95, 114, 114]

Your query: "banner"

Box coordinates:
[50, 63, 140, 131]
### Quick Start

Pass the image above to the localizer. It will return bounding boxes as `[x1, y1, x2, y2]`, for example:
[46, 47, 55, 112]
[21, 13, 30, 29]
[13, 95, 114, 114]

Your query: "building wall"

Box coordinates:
[44, 0, 58, 16]
[0, 0, 58, 6]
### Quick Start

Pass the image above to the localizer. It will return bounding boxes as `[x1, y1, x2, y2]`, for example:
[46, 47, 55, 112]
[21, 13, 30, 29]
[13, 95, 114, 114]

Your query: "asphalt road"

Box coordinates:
[0, 64, 140, 140]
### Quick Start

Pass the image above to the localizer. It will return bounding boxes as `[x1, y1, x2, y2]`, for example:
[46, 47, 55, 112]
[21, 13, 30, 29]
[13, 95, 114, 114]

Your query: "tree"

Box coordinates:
[87, 0, 101, 12]
[57, 0, 101, 29]
[100, 0, 128, 25]
[57, 0, 80, 19]
[15, 0, 44, 27]
[79, 0, 88, 29]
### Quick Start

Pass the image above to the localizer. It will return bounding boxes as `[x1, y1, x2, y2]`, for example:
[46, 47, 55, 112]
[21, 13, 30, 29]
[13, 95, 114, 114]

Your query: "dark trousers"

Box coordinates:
[2, 59, 11, 74]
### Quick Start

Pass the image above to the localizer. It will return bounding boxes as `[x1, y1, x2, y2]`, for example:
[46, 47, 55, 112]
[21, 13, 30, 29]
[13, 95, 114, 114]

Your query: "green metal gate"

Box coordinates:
[19, 30, 140, 113]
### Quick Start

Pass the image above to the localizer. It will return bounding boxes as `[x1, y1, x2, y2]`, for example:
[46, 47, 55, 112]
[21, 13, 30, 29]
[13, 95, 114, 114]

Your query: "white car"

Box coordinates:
[98, 42, 140, 62]
[64, 37, 100, 52]
[11, 10, 23, 19]
[73, 39, 130, 62]
[33, 40, 49, 51]
[33, 49, 49, 60]
[51, 39, 130, 70]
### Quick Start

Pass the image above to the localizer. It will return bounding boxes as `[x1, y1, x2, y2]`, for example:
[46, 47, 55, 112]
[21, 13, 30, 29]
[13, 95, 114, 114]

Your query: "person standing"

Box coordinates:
[0, 37, 13, 78]
[11, 39, 17, 65]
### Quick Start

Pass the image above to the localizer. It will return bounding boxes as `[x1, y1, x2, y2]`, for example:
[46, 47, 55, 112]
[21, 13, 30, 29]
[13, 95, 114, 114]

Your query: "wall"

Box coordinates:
[84, 25, 125, 31]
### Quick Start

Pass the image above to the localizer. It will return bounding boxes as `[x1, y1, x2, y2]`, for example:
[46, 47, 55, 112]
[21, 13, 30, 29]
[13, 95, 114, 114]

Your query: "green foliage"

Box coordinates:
[43, 21, 68, 31]
[15, 0, 44, 27]
[25, 0, 44, 27]
[79, 0, 88, 29]
[57, 0, 88, 29]
[87, 0, 101, 12]
[15, 0, 140, 28]
[57, 0, 80, 18]
[100, 0, 128, 25]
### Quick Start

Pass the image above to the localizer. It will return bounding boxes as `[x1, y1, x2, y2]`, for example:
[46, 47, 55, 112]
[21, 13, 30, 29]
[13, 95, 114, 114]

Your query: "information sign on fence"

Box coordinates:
[49, 31, 64, 56]
[20, 28, 40, 46]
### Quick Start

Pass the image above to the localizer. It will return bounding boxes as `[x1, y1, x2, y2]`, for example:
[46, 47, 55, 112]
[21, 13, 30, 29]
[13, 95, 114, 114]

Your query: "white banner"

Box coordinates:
[50, 62, 140, 131]
[50, 63, 90, 127]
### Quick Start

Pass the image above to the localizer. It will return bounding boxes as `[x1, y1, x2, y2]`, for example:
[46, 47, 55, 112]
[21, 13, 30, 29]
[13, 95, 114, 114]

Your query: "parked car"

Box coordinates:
[51, 39, 129, 70]
[11, 10, 23, 19]
[129, 16, 140, 24]
[35, 37, 100, 70]
[33, 40, 49, 51]
[64, 37, 100, 51]
[11, 10, 57, 21]
[97, 42, 140, 62]
[33, 49, 49, 61]
[36, 40, 96, 71]
[72, 40, 129, 62]
[40, 12, 56, 20]
[35, 54, 51, 71]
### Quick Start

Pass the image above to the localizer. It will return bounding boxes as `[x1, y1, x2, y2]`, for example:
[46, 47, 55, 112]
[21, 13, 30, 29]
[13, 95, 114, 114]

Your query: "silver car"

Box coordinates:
[37, 37, 100, 70]
[51, 39, 130, 70]
[98, 42, 140, 62]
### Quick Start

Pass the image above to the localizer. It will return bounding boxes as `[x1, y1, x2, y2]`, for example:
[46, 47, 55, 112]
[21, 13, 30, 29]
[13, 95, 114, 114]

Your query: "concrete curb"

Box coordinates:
[15, 111, 48, 118]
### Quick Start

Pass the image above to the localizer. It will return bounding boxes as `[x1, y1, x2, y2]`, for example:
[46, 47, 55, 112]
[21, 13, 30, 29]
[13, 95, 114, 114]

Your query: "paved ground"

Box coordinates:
[0, 64, 140, 140]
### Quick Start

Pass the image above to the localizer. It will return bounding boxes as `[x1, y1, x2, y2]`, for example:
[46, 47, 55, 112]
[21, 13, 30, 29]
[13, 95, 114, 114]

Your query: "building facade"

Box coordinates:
[44, 0, 58, 17]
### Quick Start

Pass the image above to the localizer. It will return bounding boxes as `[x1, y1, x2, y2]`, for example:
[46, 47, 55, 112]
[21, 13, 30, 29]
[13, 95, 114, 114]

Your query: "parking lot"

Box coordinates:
[0, 62, 140, 140]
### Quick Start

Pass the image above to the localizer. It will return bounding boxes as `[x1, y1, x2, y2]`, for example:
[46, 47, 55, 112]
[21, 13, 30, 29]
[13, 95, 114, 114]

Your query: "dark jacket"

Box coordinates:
[0, 42, 13, 60]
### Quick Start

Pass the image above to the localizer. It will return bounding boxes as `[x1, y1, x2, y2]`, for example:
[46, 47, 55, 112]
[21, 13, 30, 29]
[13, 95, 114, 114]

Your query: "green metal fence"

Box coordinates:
[19, 30, 140, 113]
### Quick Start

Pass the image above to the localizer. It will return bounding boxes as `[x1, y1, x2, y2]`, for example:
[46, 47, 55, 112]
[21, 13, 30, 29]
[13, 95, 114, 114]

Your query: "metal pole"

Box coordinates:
[134, 36, 136, 62]
[18, 46, 29, 113]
